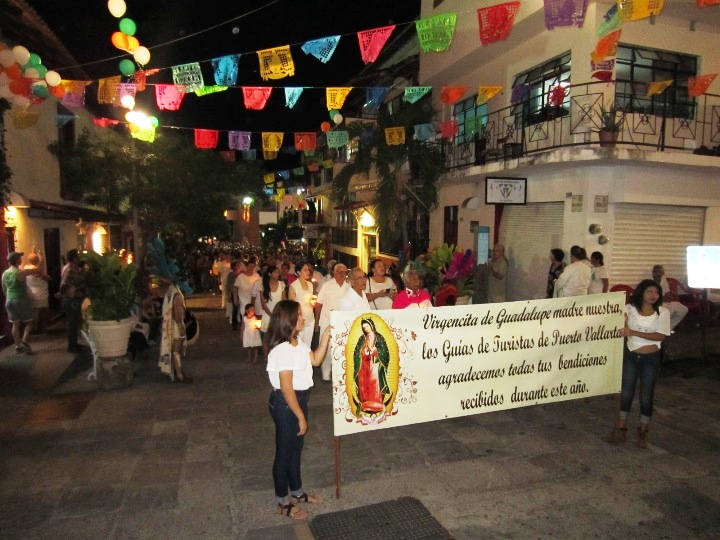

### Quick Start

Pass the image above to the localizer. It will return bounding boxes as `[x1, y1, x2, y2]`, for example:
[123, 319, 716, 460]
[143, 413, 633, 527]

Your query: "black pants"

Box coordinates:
[231, 301, 239, 330]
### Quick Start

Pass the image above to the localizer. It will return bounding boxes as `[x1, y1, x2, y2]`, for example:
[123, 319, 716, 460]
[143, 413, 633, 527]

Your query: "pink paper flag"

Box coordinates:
[243, 87, 273, 110]
[155, 84, 186, 111]
[357, 25, 396, 64]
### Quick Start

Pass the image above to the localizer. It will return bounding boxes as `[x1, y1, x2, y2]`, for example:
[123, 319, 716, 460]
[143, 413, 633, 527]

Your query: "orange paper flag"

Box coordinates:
[440, 86, 468, 105]
[688, 74, 717, 96]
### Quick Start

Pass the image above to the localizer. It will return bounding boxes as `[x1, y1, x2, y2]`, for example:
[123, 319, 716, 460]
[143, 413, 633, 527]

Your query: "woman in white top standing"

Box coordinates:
[260, 266, 285, 355]
[288, 261, 316, 347]
[266, 300, 331, 521]
[588, 251, 609, 294]
[364, 259, 396, 310]
[603, 279, 670, 448]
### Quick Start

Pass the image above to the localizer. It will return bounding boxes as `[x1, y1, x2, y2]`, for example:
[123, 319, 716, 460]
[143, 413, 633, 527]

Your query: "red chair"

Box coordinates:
[610, 284, 634, 304]
[666, 277, 704, 317]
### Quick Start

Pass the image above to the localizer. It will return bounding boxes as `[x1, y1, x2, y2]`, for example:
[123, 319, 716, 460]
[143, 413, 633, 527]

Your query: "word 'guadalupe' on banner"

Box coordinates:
[329, 293, 625, 436]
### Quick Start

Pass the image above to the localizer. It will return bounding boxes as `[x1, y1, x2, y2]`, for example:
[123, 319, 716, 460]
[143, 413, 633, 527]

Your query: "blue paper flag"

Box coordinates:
[301, 36, 341, 63]
[212, 54, 241, 86]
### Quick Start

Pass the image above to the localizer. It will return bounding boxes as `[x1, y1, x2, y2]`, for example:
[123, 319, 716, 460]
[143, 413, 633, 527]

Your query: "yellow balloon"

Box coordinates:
[133, 46, 151, 66]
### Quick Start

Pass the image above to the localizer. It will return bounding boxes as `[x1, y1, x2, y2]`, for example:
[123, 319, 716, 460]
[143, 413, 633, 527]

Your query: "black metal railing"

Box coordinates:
[441, 81, 720, 170]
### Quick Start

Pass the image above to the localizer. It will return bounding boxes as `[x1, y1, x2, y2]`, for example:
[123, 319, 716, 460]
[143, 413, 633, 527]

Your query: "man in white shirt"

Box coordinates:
[314, 263, 349, 382]
[652, 265, 688, 329]
[339, 268, 371, 311]
[554, 246, 591, 298]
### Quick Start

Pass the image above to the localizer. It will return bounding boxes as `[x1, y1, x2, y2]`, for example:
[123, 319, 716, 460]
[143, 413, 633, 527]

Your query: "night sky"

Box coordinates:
[26, 0, 421, 136]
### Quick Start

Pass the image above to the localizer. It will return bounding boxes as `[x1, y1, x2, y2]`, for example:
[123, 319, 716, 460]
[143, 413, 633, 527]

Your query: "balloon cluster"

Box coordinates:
[107, 0, 151, 76]
[0, 43, 62, 109]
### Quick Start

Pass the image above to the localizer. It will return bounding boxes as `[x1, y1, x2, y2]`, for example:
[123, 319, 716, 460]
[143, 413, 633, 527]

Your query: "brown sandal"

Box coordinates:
[292, 493, 322, 504]
[277, 503, 307, 521]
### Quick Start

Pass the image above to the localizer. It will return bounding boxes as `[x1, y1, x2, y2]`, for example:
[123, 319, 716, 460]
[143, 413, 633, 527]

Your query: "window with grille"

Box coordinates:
[451, 96, 488, 145]
[615, 44, 697, 119]
[511, 51, 572, 125]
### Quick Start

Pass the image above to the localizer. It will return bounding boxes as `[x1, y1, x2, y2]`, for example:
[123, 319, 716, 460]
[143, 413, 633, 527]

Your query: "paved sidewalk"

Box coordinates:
[0, 294, 719, 539]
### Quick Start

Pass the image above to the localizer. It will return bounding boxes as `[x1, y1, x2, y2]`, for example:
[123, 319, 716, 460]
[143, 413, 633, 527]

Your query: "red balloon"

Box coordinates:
[4, 63, 21, 80]
[9, 78, 29, 96]
[320, 121, 331, 132]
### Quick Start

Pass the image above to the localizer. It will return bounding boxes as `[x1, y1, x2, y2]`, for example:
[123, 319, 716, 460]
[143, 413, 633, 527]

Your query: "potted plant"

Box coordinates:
[596, 103, 625, 147]
[82, 251, 137, 360]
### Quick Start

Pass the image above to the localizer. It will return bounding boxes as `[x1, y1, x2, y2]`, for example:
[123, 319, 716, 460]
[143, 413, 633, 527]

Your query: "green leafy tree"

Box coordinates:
[332, 100, 445, 259]
[49, 128, 264, 242]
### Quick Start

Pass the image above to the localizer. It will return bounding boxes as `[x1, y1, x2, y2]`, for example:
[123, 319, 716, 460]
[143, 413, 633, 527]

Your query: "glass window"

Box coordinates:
[511, 51, 572, 125]
[615, 44, 697, 119]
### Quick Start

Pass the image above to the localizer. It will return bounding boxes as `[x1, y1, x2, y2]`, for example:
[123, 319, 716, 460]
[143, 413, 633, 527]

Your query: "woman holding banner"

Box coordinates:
[603, 279, 670, 448]
[266, 300, 331, 521]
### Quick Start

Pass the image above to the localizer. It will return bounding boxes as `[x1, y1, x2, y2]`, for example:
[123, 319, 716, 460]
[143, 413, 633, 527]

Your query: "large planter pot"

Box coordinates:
[87, 317, 134, 358]
[598, 130, 619, 148]
[96, 355, 134, 390]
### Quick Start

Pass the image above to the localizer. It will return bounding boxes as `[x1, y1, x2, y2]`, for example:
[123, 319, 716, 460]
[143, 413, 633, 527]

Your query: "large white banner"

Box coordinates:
[330, 293, 625, 436]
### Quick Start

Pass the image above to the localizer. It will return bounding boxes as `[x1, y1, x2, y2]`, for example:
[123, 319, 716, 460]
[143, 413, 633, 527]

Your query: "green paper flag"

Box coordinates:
[416, 13, 457, 53]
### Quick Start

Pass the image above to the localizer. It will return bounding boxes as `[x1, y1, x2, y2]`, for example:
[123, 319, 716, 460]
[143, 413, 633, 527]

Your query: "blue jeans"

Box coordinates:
[269, 389, 309, 499]
[619, 346, 662, 422]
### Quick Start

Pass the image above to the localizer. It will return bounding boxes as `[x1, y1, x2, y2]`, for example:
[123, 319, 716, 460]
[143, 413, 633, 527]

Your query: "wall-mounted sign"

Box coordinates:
[485, 177, 527, 205]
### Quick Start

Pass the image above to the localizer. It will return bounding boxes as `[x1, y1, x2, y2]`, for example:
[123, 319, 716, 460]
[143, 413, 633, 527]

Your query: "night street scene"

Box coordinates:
[1, 0, 720, 538]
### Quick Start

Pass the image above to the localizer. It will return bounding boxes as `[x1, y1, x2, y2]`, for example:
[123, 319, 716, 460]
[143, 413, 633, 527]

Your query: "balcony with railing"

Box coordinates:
[442, 81, 720, 171]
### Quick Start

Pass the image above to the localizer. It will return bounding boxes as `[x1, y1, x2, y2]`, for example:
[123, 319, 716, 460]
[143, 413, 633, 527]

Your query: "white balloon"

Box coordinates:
[12, 45, 30, 66]
[133, 46, 151, 66]
[11, 94, 29, 109]
[333, 113, 343, 125]
[107, 0, 127, 18]
[0, 84, 12, 99]
[23, 67, 39, 79]
[0, 49, 15, 68]
[45, 70, 62, 87]
[120, 94, 135, 109]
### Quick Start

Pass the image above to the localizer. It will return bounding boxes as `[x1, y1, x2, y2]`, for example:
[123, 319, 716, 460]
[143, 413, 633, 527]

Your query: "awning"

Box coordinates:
[28, 200, 126, 223]
[8, 191, 31, 208]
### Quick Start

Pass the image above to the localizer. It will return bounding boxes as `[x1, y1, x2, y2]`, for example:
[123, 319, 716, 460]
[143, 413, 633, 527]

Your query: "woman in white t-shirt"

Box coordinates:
[603, 279, 670, 448]
[364, 259, 396, 310]
[288, 261, 316, 347]
[588, 251, 609, 295]
[266, 300, 331, 521]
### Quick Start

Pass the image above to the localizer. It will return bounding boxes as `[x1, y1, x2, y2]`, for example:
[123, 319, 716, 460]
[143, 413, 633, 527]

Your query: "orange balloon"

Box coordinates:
[4, 63, 22, 80]
[320, 121, 331, 132]
[9, 79, 29, 96]
[126, 36, 140, 52]
[51, 85, 66, 99]
[111, 31, 129, 50]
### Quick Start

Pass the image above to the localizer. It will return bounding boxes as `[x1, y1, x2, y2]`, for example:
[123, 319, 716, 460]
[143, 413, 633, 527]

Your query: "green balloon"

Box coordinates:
[119, 18, 137, 36]
[329, 109, 340, 120]
[36, 65, 48, 78]
[29, 53, 42, 66]
[149, 116, 159, 128]
[119, 59, 136, 76]
[32, 84, 50, 98]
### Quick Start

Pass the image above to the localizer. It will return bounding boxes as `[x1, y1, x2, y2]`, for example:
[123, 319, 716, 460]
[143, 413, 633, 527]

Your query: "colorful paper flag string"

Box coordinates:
[229, 131, 252, 151]
[155, 84, 186, 111]
[212, 54, 241, 86]
[172, 62, 204, 93]
[404, 86, 432, 103]
[195, 129, 219, 149]
[258, 46, 295, 80]
[357, 26, 395, 64]
[301, 36, 340, 63]
[285, 87, 303, 109]
[243, 87, 273, 110]
[543, 0, 589, 30]
[327, 88, 352, 110]
[477, 2, 521, 45]
[415, 13, 457, 52]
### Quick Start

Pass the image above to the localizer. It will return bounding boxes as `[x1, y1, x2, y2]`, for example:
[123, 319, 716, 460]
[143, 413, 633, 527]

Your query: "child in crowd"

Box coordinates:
[242, 303, 262, 364]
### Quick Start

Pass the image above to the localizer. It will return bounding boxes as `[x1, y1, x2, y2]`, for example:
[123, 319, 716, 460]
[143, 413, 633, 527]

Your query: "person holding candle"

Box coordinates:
[242, 303, 262, 364]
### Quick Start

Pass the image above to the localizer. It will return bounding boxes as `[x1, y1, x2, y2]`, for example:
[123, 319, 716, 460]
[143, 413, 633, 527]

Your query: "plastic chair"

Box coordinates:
[609, 284, 634, 304]
[666, 277, 704, 317]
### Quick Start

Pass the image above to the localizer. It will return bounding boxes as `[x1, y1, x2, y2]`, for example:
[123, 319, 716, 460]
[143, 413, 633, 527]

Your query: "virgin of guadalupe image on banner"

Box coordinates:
[344, 314, 399, 426]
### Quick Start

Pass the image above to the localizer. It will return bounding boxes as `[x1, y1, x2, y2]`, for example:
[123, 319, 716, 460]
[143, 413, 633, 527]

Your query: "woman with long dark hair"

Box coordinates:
[603, 279, 671, 448]
[266, 300, 331, 521]
[547, 248, 565, 298]
[259, 265, 285, 354]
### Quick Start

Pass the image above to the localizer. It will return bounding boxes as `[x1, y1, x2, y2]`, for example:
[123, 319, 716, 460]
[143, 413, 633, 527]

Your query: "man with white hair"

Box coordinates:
[314, 263, 349, 382]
